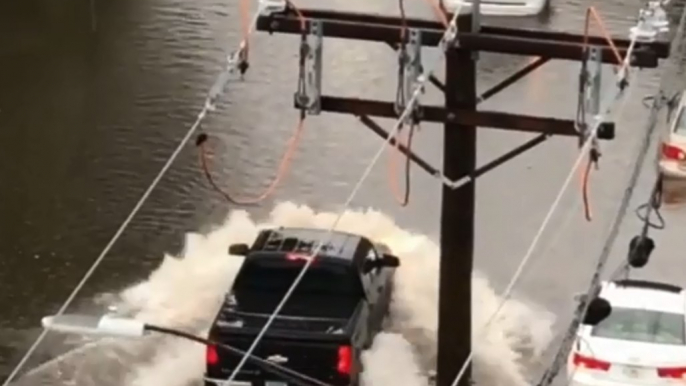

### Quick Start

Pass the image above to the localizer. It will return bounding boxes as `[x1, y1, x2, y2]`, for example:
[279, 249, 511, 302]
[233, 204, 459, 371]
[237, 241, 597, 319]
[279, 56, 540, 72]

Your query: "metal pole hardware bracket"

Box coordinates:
[294, 19, 323, 115]
[395, 28, 423, 124]
[577, 45, 604, 147]
[586, 46, 603, 123]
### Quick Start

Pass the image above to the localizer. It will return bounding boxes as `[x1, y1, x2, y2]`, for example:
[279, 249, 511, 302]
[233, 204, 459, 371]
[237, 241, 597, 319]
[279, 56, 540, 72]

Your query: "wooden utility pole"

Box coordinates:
[255, 7, 670, 386]
[439, 14, 476, 386]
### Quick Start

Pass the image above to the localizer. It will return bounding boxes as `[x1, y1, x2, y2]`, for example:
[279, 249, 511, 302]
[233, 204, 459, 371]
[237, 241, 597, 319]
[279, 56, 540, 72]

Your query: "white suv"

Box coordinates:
[567, 279, 686, 386]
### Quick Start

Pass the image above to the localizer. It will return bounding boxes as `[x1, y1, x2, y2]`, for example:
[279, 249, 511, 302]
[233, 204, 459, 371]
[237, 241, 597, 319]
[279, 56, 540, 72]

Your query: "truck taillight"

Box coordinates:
[286, 253, 315, 262]
[657, 366, 686, 378]
[337, 345, 352, 375]
[572, 353, 610, 371]
[206, 345, 219, 365]
[662, 143, 686, 161]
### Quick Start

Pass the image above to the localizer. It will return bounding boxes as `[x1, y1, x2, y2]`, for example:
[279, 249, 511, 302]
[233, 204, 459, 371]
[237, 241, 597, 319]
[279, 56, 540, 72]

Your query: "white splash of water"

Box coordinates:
[125, 336, 204, 386]
[96, 202, 554, 386]
[361, 333, 425, 386]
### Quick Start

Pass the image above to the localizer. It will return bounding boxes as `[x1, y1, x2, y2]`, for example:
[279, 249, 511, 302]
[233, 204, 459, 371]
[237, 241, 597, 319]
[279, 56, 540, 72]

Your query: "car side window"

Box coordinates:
[674, 107, 686, 135]
[667, 95, 682, 125]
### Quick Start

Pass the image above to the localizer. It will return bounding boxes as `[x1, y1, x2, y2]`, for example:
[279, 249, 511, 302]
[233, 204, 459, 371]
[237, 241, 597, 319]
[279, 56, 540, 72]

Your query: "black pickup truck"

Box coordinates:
[204, 227, 400, 386]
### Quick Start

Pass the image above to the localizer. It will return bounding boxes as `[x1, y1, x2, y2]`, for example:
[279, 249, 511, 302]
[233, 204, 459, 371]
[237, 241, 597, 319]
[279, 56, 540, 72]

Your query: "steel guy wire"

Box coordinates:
[0, 6, 266, 386]
[447, 32, 641, 386]
[219, 4, 467, 386]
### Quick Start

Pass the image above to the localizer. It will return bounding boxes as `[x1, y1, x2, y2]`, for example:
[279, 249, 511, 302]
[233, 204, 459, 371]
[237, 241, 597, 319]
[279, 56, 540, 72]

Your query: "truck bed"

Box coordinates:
[207, 330, 350, 375]
[206, 292, 362, 385]
[217, 291, 361, 336]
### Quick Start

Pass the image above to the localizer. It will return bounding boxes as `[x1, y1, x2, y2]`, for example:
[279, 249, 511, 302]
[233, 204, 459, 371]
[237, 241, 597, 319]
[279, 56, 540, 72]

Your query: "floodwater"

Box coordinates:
[2, 0, 686, 385]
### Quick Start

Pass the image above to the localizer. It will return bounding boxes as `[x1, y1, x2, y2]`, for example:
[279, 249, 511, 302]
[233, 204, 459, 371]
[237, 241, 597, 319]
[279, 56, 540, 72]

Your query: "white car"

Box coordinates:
[442, 0, 549, 16]
[659, 90, 686, 179]
[567, 279, 686, 386]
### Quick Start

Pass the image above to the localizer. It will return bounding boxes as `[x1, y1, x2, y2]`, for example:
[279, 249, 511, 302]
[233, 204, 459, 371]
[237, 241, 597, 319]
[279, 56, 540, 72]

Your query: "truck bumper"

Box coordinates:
[204, 377, 252, 386]
[204, 376, 353, 386]
[204, 379, 328, 386]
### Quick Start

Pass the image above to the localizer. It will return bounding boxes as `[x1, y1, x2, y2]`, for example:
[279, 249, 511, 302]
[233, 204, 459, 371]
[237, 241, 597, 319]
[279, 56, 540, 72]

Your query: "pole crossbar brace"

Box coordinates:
[258, 10, 668, 66]
[316, 95, 615, 139]
[387, 44, 551, 101]
[358, 114, 440, 176]
[478, 57, 551, 104]
[464, 133, 550, 184]
[357, 115, 552, 188]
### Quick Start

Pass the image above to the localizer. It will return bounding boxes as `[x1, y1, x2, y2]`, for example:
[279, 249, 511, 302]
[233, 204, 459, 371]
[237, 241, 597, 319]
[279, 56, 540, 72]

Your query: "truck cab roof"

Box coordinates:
[250, 227, 375, 263]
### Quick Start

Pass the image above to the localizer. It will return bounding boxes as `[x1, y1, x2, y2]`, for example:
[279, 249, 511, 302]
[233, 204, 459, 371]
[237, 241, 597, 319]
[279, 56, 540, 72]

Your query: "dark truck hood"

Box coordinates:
[216, 290, 360, 335]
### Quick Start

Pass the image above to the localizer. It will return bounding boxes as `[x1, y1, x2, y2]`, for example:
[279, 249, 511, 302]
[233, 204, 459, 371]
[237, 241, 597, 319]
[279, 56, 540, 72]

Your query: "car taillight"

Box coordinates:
[662, 143, 686, 161]
[206, 345, 219, 365]
[337, 345, 352, 375]
[657, 366, 686, 379]
[572, 353, 611, 371]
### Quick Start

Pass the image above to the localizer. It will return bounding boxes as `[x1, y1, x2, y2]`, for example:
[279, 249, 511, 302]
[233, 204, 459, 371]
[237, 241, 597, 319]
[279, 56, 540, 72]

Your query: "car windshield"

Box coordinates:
[591, 307, 685, 345]
[233, 254, 364, 297]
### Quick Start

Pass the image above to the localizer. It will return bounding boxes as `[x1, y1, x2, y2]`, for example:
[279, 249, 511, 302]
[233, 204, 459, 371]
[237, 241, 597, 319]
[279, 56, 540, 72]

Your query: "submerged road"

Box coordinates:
[2, 0, 686, 385]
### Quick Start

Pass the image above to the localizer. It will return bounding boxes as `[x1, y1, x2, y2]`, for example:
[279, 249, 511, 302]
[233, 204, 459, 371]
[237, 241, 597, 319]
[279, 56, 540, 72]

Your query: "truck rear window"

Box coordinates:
[591, 307, 686, 345]
[233, 256, 363, 296]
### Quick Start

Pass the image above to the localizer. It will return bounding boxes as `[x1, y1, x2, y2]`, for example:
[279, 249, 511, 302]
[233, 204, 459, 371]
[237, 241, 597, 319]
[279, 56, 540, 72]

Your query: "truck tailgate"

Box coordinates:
[206, 331, 353, 385]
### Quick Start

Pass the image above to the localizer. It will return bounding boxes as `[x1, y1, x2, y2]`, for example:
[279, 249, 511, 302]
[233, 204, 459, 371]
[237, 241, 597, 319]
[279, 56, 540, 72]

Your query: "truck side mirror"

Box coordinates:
[362, 259, 375, 274]
[380, 254, 400, 268]
[228, 243, 250, 256]
[362, 254, 400, 273]
[582, 297, 611, 326]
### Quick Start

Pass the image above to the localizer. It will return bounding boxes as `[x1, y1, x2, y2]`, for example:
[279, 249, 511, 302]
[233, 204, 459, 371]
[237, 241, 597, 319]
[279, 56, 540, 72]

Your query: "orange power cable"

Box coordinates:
[398, 0, 408, 42]
[237, 0, 306, 73]
[388, 0, 413, 206]
[196, 116, 306, 206]
[422, 0, 450, 27]
[581, 150, 598, 221]
[196, 0, 308, 206]
[287, 0, 307, 31]
[579, 6, 629, 221]
[239, 0, 250, 58]
[583, 7, 624, 68]
[388, 124, 417, 206]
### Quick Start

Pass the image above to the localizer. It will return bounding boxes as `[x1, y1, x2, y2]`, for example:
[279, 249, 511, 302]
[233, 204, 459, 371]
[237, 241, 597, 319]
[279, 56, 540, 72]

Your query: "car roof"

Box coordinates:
[600, 279, 685, 314]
